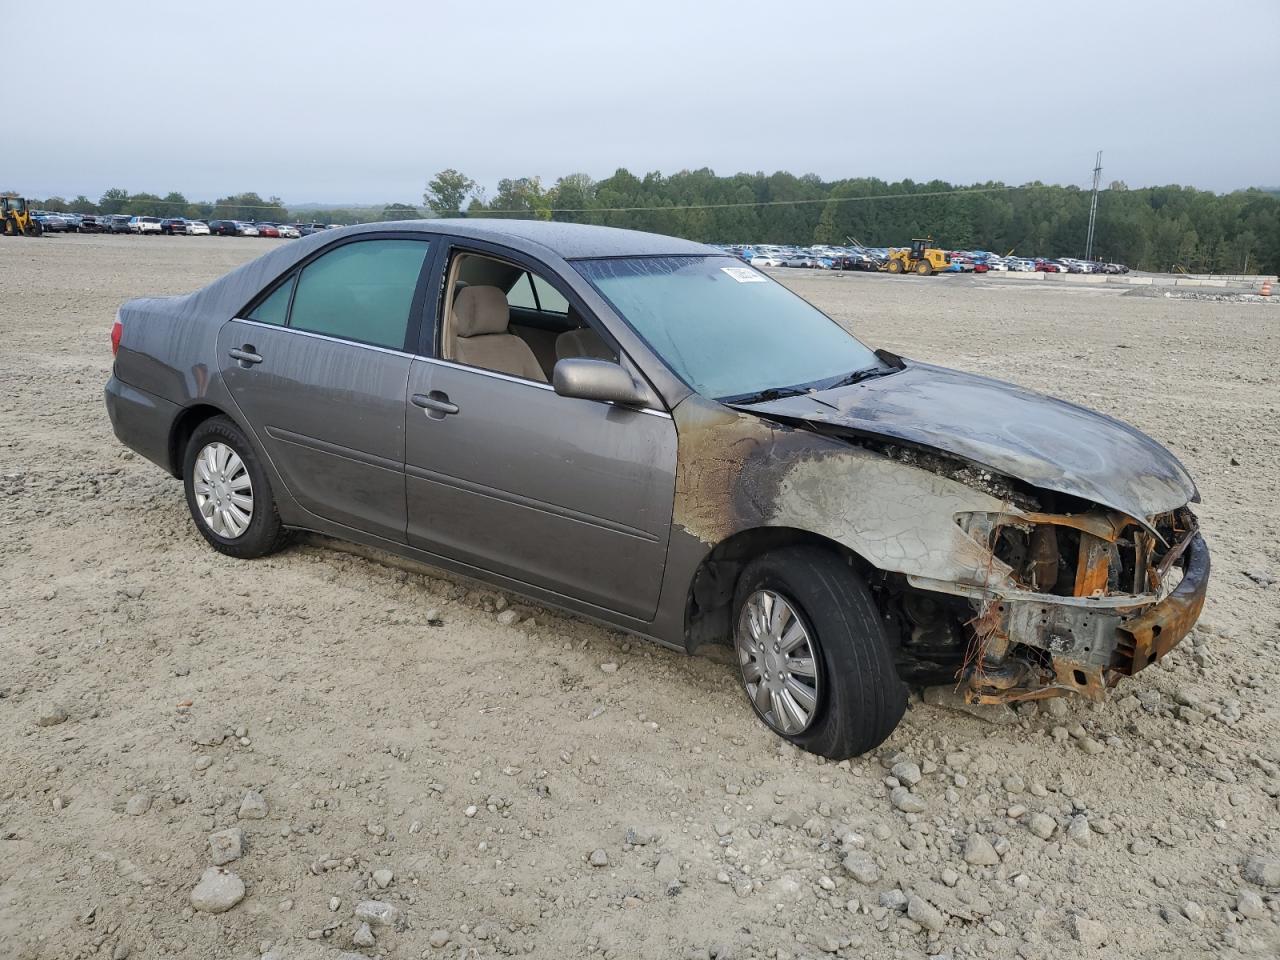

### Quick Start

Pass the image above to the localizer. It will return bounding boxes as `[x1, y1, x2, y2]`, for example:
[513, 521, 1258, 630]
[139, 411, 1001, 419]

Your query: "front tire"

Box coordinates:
[732, 546, 906, 759]
[183, 416, 287, 559]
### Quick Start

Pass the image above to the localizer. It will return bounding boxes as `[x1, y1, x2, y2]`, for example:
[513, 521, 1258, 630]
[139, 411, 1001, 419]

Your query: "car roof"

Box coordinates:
[335, 218, 717, 260]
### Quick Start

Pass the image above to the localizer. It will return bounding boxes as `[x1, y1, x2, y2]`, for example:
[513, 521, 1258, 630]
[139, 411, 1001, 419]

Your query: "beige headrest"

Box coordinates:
[454, 285, 510, 338]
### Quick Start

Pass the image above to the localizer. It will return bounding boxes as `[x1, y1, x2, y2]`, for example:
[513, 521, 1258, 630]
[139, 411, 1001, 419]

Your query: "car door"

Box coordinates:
[403, 243, 677, 620]
[218, 234, 435, 542]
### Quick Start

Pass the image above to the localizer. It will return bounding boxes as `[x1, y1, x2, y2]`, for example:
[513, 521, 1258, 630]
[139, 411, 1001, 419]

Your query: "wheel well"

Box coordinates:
[684, 527, 874, 653]
[168, 404, 227, 478]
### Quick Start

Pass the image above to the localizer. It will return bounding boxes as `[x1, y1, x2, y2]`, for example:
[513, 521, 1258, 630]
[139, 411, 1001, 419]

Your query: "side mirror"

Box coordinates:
[553, 358, 650, 407]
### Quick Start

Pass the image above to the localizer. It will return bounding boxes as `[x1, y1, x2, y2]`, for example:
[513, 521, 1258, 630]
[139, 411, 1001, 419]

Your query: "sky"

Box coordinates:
[5, 0, 1277, 206]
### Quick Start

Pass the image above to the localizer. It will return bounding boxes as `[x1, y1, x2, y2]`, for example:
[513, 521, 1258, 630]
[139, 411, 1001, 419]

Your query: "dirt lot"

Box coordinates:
[2, 234, 1279, 960]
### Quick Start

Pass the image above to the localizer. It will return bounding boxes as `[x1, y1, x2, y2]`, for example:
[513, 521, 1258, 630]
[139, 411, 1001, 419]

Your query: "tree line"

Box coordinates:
[18, 172, 1280, 273]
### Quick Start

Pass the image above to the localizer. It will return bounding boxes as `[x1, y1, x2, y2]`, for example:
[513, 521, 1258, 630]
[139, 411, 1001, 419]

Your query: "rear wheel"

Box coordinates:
[183, 416, 287, 559]
[732, 546, 906, 759]
[916, 260, 933, 275]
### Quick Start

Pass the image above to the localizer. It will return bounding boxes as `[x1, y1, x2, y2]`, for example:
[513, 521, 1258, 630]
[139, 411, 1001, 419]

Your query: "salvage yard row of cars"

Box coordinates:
[727, 243, 1130, 275]
[29, 211, 334, 238]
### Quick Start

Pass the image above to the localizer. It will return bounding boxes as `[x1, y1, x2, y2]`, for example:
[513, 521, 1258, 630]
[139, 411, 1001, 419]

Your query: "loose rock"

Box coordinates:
[190, 867, 246, 914]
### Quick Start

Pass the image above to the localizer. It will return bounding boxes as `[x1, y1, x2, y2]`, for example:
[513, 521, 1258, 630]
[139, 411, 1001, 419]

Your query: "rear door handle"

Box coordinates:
[411, 392, 459, 417]
[229, 346, 263, 366]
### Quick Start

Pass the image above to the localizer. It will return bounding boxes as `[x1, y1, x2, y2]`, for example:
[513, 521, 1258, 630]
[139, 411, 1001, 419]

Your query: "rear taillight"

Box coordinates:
[111, 314, 123, 356]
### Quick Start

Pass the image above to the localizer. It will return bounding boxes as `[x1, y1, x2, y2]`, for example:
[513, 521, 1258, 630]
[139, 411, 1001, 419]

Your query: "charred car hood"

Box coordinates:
[731, 360, 1198, 521]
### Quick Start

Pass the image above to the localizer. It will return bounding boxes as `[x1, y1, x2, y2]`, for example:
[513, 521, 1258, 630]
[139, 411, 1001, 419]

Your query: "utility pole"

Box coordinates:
[1084, 150, 1102, 261]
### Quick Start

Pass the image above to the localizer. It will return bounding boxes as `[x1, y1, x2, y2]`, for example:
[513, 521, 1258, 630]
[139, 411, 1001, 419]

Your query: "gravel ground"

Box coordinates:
[2, 234, 1279, 960]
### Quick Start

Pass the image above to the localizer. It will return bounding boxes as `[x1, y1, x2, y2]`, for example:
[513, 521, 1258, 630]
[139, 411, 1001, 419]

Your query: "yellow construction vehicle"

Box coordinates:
[883, 237, 948, 275]
[1, 195, 43, 236]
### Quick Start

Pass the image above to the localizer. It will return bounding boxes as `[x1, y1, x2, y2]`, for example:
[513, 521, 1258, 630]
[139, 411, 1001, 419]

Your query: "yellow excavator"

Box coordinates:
[1, 195, 42, 236]
[883, 237, 948, 275]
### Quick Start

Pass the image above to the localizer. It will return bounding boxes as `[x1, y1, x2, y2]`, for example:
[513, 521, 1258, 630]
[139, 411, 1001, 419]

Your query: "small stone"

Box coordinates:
[372, 868, 394, 889]
[112, 944, 130, 960]
[193, 756, 213, 771]
[238, 790, 268, 820]
[190, 867, 246, 914]
[352, 923, 376, 947]
[1178, 706, 1206, 724]
[1181, 901, 1206, 925]
[600, 662, 619, 674]
[1027, 813, 1056, 840]
[1067, 915, 1107, 947]
[329, 897, 341, 911]
[464, 805, 478, 818]
[124, 794, 151, 817]
[1078, 737, 1104, 755]
[842, 851, 879, 884]
[1066, 816, 1091, 847]
[907, 895, 946, 933]
[1237, 889, 1267, 919]
[941, 868, 959, 887]
[772, 875, 803, 900]
[1045, 698, 1069, 718]
[890, 761, 922, 786]
[589, 848, 609, 867]
[963, 833, 1000, 866]
[890, 786, 926, 813]
[354, 900, 401, 927]
[655, 853, 679, 883]
[496, 608, 519, 626]
[208, 828, 244, 866]
[36, 704, 69, 727]
[429, 929, 451, 948]
[1242, 854, 1280, 888]
[1130, 839, 1153, 856]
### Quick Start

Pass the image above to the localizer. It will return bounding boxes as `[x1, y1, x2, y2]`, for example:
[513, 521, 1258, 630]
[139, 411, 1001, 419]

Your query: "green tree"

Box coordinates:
[99, 187, 130, 215]
[211, 192, 287, 221]
[71, 195, 97, 213]
[424, 169, 476, 216]
[380, 202, 424, 221]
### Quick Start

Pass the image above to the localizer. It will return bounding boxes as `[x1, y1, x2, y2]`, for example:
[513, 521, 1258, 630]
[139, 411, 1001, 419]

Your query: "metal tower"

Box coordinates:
[1085, 150, 1102, 261]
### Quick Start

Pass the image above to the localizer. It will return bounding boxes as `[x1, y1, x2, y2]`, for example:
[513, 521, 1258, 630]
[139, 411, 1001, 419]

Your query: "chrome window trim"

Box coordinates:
[228, 317, 674, 420]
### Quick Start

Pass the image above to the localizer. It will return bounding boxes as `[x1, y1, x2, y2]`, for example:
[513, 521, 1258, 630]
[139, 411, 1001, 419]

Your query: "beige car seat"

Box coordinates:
[453, 285, 546, 382]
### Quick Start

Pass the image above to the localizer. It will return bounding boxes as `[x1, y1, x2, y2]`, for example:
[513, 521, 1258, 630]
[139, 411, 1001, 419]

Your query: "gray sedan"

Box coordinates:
[105, 220, 1209, 758]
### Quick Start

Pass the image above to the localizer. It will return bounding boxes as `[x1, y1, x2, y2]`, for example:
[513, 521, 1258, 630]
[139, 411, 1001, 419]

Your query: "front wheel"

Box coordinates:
[732, 546, 906, 759]
[183, 416, 287, 558]
[886, 260, 902, 274]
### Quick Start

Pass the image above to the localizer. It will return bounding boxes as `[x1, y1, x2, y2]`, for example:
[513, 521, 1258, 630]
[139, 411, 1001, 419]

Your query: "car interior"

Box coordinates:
[442, 252, 617, 382]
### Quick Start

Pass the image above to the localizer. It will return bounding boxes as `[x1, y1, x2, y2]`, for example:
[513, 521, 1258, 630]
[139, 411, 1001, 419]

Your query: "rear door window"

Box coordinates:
[288, 239, 430, 350]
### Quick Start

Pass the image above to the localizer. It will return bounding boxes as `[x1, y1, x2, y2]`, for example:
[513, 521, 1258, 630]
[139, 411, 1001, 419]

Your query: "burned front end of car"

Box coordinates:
[908, 499, 1209, 704]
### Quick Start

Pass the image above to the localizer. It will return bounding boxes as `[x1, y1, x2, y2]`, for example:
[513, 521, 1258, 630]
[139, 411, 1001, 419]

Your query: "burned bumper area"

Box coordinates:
[956, 507, 1209, 703]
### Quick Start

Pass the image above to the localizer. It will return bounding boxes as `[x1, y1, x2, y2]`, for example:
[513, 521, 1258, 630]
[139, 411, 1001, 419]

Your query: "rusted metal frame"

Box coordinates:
[1073, 533, 1111, 597]
[1116, 533, 1210, 674]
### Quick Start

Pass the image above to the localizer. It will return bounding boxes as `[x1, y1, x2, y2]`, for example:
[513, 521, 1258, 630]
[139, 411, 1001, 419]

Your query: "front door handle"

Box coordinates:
[412, 392, 459, 417]
[229, 345, 263, 366]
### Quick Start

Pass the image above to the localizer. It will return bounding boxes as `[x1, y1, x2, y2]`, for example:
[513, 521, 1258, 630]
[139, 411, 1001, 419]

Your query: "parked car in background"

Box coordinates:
[103, 220, 1208, 760]
[33, 212, 69, 232]
[160, 218, 189, 235]
[207, 220, 238, 236]
[1007, 258, 1035, 272]
[293, 223, 328, 236]
[78, 215, 102, 233]
[187, 220, 211, 236]
[783, 254, 814, 268]
[276, 223, 301, 239]
[102, 215, 132, 234]
[129, 216, 163, 235]
[750, 253, 784, 267]
[236, 222, 260, 237]
[253, 223, 281, 238]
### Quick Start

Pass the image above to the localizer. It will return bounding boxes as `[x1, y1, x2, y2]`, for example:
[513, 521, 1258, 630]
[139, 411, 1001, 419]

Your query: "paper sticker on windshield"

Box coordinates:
[720, 266, 768, 283]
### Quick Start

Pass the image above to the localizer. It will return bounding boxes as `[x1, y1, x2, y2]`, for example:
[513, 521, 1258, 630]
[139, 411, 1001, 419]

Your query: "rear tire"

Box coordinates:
[732, 546, 906, 759]
[183, 416, 288, 559]
[916, 260, 933, 275]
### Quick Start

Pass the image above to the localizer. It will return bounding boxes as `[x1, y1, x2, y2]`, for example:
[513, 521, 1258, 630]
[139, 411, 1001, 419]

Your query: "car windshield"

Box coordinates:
[574, 255, 882, 401]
